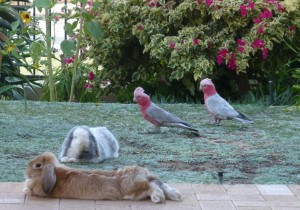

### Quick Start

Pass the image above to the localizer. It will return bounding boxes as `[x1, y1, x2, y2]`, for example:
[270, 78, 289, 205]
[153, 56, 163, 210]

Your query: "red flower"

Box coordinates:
[237, 39, 246, 46]
[251, 39, 264, 48]
[137, 25, 143, 30]
[205, 0, 213, 6]
[54, 15, 60, 21]
[253, 17, 261, 24]
[228, 53, 237, 71]
[84, 83, 94, 92]
[197, 0, 202, 4]
[240, 5, 248, 17]
[237, 46, 245, 53]
[87, 0, 93, 7]
[88, 71, 95, 81]
[216, 48, 228, 65]
[262, 47, 268, 59]
[180, 40, 184, 45]
[289, 25, 296, 31]
[65, 58, 74, 64]
[193, 38, 199, 46]
[248, 2, 255, 10]
[258, 26, 264, 34]
[169, 42, 176, 49]
[260, 9, 272, 19]
[149, 1, 156, 7]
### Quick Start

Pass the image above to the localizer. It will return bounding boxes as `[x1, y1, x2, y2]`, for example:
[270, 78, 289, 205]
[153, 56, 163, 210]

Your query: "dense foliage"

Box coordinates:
[79, 0, 300, 102]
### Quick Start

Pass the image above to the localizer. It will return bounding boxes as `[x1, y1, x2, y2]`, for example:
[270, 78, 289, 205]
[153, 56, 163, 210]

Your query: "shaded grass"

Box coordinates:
[0, 101, 299, 184]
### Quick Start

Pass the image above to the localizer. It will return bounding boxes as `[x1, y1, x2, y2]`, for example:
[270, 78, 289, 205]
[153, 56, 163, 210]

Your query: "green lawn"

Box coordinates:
[0, 100, 299, 184]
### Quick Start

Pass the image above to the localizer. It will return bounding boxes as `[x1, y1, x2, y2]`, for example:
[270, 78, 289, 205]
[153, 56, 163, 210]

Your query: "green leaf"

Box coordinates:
[87, 21, 103, 41]
[60, 40, 76, 58]
[0, 85, 22, 96]
[35, 0, 53, 10]
[64, 23, 75, 36]
[29, 42, 46, 62]
[11, 20, 20, 31]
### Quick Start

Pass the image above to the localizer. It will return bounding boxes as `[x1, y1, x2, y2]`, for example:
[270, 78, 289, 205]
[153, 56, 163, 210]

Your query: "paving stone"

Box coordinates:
[130, 205, 202, 210]
[197, 194, 231, 201]
[229, 194, 264, 201]
[236, 207, 271, 210]
[263, 195, 298, 202]
[233, 200, 268, 207]
[59, 199, 95, 210]
[192, 184, 227, 194]
[0, 193, 25, 204]
[289, 185, 300, 196]
[224, 184, 260, 195]
[25, 195, 59, 205]
[199, 200, 236, 210]
[0, 183, 24, 193]
[96, 205, 131, 210]
[256, 185, 294, 195]
[0, 203, 58, 210]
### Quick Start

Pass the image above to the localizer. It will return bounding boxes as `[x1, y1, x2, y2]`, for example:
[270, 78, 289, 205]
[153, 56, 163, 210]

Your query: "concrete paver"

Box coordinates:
[0, 183, 300, 210]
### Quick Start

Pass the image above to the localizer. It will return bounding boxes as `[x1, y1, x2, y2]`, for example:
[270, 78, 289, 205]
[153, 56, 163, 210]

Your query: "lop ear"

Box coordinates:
[41, 164, 56, 195]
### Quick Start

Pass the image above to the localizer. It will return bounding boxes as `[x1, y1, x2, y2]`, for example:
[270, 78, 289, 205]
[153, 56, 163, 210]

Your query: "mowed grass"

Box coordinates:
[0, 100, 299, 184]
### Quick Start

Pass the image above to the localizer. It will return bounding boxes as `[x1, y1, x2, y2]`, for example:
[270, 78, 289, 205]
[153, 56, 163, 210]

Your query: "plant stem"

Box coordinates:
[45, 9, 55, 101]
[69, 8, 84, 102]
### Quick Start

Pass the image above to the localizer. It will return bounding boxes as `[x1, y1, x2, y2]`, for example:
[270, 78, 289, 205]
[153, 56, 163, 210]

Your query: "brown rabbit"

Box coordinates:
[24, 152, 182, 203]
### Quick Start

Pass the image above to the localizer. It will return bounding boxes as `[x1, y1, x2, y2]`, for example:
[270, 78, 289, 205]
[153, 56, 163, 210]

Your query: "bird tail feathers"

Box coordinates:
[235, 112, 253, 124]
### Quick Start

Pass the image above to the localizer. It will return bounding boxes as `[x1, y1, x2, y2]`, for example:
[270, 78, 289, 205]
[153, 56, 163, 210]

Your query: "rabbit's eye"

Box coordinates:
[34, 163, 42, 168]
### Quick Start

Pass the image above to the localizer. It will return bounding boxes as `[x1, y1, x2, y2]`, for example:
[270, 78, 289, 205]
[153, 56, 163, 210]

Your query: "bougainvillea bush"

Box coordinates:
[79, 0, 300, 102]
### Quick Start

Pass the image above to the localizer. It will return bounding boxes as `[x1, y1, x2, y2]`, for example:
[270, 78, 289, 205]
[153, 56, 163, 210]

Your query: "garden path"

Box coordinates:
[0, 182, 299, 210]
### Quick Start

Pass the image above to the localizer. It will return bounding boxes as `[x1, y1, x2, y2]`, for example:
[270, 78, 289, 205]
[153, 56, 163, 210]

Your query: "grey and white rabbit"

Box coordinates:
[59, 126, 119, 163]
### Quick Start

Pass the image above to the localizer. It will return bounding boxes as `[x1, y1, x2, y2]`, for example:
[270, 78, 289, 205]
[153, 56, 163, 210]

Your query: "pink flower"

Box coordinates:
[197, 0, 202, 4]
[289, 25, 296, 31]
[149, 1, 156, 7]
[248, 2, 255, 10]
[228, 53, 237, 71]
[84, 83, 94, 92]
[65, 58, 74, 64]
[251, 39, 264, 49]
[216, 48, 228, 65]
[137, 25, 143, 30]
[205, 0, 213, 6]
[240, 5, 248, 17]
[237, 46, 245, 53]
[88, 71, 95, 81]
[262, 47, 268, 59]
[276, 2, 285, 12]
[53, 15, 60, 21]
[193, 38, 199, 46]
[169, 42, 176, 49]
[253, 17, 261, 24]
[87, 0, 93, 7]
[237, 38, 246, 46]
[260, 9, 273, 19]
[258, 26, 264, 34]
[180, 40, 184, 45]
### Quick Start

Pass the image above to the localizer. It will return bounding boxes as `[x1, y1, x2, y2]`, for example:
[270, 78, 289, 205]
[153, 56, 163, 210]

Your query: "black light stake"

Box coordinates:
[269, 76, 274, 105]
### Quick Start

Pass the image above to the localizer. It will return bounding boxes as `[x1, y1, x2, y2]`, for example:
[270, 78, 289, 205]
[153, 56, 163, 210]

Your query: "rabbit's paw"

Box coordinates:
[150, 188, 165, 203]
[61, 157, 78, 163]
[167, 188, 183, 201]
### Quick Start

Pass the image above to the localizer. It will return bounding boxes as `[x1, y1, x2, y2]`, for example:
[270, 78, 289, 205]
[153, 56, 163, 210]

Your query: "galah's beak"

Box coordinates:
[133, 97, 136, 102]
[199, 85, 202, 91]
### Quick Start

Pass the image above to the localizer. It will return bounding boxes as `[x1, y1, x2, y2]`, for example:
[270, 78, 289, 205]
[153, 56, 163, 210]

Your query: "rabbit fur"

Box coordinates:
[24, 152, 183, 203]
[59, 126, 119, 163]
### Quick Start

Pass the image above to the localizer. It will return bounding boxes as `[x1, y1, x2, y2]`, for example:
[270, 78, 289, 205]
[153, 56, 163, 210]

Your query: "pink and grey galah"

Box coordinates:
[199, 78, 253, 125]
[133, 87, 199, 133]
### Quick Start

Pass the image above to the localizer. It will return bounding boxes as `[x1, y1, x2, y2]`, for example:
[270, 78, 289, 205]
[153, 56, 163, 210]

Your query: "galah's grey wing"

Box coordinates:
[206, 94, 240, 119]
[146, 103, 185, 124]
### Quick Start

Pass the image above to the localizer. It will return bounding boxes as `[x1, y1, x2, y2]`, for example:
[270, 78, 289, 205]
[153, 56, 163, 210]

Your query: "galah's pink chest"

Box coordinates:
[204, 94, 216, 117]
[140, 105, 159, 125]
